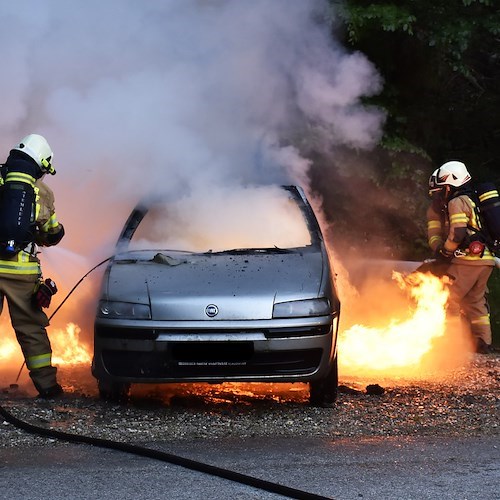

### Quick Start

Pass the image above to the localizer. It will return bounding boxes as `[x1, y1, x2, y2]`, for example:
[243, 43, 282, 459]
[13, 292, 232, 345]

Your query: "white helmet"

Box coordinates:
[434, 160, 471, 188]
[428, 168, 440, 193]
[13, 133, 55, 175]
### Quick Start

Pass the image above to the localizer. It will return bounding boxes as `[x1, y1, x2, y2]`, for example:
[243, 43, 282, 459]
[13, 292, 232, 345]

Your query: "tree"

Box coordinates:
[310, 1, 500, 261]
[334, 0, 500, 181]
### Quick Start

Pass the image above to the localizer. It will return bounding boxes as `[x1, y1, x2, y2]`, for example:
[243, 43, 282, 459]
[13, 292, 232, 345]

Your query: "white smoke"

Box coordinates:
[0, 0, 384, 263]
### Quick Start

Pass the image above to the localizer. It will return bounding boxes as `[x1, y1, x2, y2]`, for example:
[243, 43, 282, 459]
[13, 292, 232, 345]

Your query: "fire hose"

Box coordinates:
[0, 404, 329, 500]
[1, 257, 332, 500]
[13, 256, 113, 384]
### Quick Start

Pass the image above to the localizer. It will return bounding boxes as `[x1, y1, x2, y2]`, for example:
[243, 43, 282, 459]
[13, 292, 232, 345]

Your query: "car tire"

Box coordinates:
[98, 379, 131, 403]
[309, 355, 338, 408]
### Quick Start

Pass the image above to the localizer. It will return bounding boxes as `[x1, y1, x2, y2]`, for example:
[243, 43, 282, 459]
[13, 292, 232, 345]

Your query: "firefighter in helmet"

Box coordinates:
[0, 134, 65, 397]
[427, 160, 494, 354]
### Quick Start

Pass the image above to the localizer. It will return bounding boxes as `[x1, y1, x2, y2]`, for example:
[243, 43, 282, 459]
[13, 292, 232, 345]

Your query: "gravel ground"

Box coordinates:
[1, 353, 499, 448]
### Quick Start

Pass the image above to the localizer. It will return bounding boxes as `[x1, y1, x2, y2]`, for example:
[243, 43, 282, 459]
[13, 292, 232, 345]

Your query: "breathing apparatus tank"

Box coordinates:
[475, 182, 500, 254]
[0, 159, 37, 256]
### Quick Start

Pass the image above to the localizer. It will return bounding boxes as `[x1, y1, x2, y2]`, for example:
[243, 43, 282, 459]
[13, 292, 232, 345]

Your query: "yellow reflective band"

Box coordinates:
[34, 186, 41, 220]
[429, 235, 442, 246]
[5, 172, 36, 187]
[16, 250, 28, 262]
[449, 213, 467, 224]
[427, 221, 442, 229]
[479, 190, 498, 202]
[41, 213, 60, 232]
[0, 260, 41, 274]
[26, 353, 52, 370]
[471, 315, 490, 326]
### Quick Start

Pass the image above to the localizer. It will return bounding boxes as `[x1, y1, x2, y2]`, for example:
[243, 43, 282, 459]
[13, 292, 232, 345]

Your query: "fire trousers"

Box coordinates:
[445, 263, 494, 345]
[0, 274, 58, 392]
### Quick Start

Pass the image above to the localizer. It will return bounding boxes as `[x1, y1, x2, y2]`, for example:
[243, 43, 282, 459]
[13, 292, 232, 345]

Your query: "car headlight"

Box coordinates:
[97, 301, 151, 319]
[272, 298, 331, 318]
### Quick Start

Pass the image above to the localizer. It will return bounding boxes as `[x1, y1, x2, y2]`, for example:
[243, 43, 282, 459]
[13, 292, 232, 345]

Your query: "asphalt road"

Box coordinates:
[1, 435, 498, 499]
[1, 355, 499, 499]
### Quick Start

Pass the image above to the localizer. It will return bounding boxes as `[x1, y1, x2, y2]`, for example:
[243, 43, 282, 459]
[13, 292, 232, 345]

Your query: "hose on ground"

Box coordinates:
[0, 402, 331, 500]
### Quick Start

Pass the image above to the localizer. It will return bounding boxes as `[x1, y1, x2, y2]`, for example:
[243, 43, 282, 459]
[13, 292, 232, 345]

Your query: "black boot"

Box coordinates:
[37, 383, 64, 399]
[475, 338, 493, 354]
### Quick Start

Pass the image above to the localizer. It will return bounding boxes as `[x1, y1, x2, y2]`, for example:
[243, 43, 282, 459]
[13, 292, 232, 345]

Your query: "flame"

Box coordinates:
[0, 261, 465, 389]
[0, 321, 91, 374]
[338, 271, 451, 378]
[0, 337, 18, 360]
[51, 322, 92, 366]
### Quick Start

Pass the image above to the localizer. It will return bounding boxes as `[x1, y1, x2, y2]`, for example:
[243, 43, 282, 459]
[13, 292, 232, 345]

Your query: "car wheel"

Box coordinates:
[309, 355, 338, 408]
[98, 379, 131, 403]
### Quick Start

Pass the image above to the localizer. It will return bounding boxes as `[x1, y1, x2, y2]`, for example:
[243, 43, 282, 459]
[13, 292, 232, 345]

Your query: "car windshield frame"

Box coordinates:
[115, 185, 323, 254]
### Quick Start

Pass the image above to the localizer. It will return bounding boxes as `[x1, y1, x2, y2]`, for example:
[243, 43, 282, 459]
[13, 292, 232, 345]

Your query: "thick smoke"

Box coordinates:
[1, 0, 383, 233]
[0, 1, 384, 346]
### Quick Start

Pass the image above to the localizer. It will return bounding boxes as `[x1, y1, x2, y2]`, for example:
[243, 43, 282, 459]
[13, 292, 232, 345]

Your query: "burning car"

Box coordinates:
[92, 185, 340, 406]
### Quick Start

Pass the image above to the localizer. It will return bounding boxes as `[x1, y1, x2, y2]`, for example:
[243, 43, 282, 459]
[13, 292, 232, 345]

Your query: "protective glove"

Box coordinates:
[434, 245, 454, 262]
[35, 224, 65, 247]
[34, 278, 58, 308]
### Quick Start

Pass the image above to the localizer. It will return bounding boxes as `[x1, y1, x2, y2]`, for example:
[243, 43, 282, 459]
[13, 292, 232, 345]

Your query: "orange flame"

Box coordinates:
[338, 271, 451, 378]
[0, 337, 18, 361]
[0, 322, 92, 367]
[51, 322, 92, 366]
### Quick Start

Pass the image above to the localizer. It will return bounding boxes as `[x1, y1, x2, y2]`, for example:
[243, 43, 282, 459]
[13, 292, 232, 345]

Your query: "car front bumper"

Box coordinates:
[92, 315, 338, 384]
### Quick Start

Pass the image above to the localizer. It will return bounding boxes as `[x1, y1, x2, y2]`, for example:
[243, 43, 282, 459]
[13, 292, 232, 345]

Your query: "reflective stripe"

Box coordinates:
[449, 213, 467, 224]
[429, 235, 442, 246]
[41, 213, 60, 232]
[0, 250, 41, 275]
[468, 199, 481, 230]
[471, 315, 490, 326]
[427, 220, 441, 230]
[0, 262, 41, 274]
[34, 186, 41, 220]
[26, 353, 52, 370]
[5, 172, 36, 187]
[478, 190, 499, 203]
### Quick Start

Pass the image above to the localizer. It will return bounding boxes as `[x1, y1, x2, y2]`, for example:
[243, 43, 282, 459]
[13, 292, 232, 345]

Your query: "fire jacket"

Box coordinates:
[0, 179, 64, 277]
[427, 193, 495, 266]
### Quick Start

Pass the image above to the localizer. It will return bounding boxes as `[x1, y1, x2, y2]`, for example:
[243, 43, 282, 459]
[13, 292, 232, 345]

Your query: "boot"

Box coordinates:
[37, 383, 64, 399]
[475, 338, 493, 354]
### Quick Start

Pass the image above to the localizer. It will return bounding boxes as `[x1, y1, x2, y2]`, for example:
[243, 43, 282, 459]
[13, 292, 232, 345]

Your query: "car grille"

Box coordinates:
[95, 324, 330, 340]
[101, 344, 323, 378]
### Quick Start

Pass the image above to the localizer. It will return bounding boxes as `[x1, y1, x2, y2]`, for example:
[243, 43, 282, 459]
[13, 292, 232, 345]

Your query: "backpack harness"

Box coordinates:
[450, 182, 500, 257]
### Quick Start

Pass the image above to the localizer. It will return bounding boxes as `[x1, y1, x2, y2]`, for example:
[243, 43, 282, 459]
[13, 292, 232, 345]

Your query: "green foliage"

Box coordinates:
[324, 0, 500, 339]
[342, 4, 416, 41]
[380, 135, 430, 158]
[337, 0, 500, 80]
[332, 0, 500, 175]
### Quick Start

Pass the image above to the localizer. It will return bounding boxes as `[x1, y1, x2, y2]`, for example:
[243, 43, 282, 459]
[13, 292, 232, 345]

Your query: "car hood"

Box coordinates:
[104, 250, 327, 320]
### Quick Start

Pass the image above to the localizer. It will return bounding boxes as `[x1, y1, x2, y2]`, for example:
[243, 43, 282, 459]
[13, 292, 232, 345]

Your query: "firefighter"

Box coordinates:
[427, 160, 495, 354]
[0, 134, 65, 397]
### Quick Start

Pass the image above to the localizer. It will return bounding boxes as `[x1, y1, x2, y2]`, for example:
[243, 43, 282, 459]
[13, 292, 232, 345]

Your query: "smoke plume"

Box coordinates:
[0, 1, 384, 347]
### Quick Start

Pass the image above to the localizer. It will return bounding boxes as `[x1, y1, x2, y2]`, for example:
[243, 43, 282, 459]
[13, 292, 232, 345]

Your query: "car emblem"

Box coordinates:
[205, 304, 219, 317]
